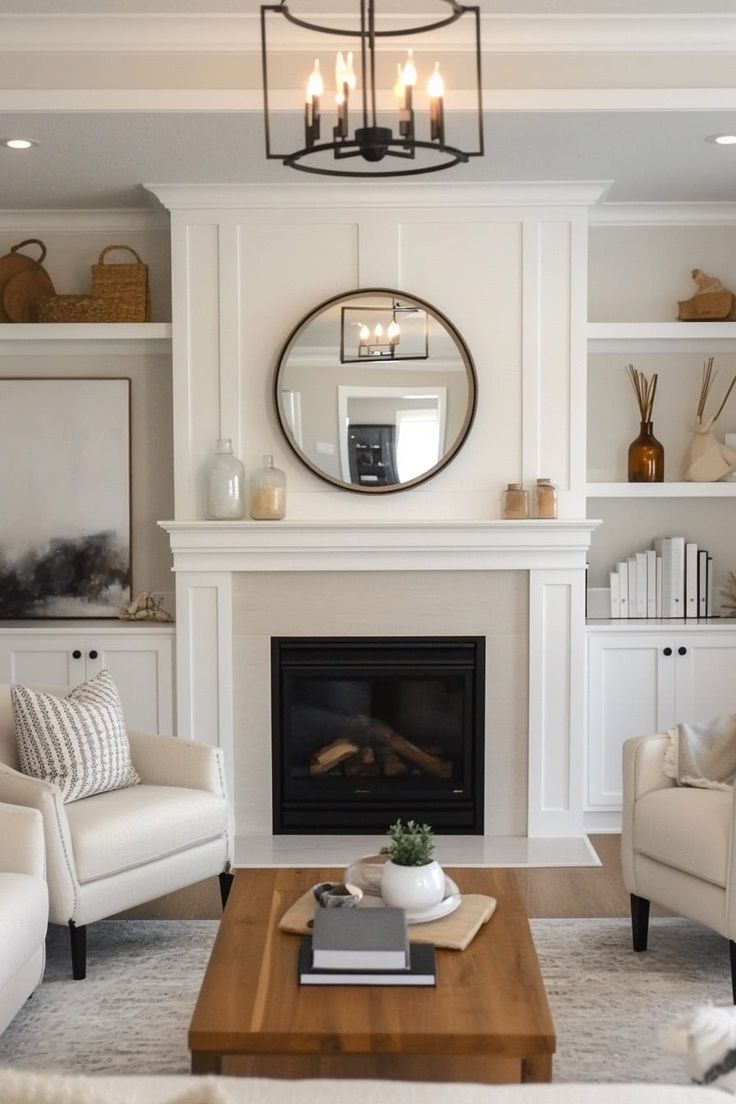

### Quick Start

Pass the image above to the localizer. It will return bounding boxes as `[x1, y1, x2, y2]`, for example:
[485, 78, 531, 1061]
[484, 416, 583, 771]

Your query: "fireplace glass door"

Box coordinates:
[272, 637, 484, 833]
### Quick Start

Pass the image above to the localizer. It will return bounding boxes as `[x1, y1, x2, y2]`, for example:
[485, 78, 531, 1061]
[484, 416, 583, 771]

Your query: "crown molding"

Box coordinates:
[4, 87, 736, 115]
[146, 181, 612, 212]
[0, 208, 167, 231]
[591, 202, 736, 227]
[2, 13, 736, 55]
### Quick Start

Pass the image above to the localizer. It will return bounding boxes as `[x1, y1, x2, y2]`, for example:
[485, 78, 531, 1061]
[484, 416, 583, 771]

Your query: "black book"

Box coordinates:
[298, 938, 436, 987]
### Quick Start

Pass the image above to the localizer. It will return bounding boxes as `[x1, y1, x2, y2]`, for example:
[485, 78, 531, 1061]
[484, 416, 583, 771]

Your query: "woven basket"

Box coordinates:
[37, 295, 108, 323]
[0, 239, 54, 323]
[90, 245, 150, 322]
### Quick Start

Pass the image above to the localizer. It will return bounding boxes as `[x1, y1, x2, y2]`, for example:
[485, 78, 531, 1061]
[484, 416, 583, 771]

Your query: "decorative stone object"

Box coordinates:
[678, 268, 736, 321]
[119, 592, 173, 622]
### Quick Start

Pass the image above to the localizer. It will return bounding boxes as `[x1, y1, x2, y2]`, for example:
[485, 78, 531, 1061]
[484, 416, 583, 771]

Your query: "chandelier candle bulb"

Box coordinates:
[304, 59, 323, 146]
[427, 62, 446, 144]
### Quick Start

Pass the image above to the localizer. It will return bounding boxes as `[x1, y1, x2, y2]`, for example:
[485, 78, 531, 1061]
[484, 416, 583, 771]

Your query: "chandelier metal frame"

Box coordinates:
[260, 0, 484, 178]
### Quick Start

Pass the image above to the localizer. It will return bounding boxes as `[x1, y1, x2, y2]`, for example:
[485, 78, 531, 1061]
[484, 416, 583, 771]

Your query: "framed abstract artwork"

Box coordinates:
[0, 377, 131, 618]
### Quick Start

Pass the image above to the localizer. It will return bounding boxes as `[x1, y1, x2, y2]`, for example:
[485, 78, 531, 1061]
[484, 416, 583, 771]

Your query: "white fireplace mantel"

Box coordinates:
[160, 519, 599, 573]
[161, 518, 599, 845]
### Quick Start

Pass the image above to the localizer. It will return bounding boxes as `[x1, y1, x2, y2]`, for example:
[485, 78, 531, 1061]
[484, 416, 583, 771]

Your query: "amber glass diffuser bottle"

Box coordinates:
[626, 364, 664, 482]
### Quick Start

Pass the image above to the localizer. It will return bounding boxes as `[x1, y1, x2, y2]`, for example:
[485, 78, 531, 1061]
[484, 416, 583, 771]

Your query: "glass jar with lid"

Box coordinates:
[502, 483, 529, 520]
[249, 454, 286, 520]
[534, 478, 557, 519]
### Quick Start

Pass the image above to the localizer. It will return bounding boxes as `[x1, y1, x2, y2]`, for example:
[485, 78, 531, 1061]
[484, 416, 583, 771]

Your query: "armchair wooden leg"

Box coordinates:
[729, 941, 736, 1004]
[630, 894, 650, 952]
[69, 921, 87, 980]
[219, 871, 234, 909]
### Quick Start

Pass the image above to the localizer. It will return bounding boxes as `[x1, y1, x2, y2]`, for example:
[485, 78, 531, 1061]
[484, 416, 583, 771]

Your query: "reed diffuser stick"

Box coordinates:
[626, 363, 658, 422]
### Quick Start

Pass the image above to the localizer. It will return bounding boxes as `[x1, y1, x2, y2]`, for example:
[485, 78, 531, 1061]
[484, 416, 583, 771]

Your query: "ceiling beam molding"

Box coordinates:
[145, 181, 612, 212]
[3, 13, 736, 55]
[5, 89, 736, 114]
[591, 202, 736, 227]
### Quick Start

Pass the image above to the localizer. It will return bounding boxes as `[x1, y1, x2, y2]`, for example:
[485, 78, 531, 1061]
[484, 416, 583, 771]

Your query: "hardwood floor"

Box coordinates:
[115, 835, 655, 922]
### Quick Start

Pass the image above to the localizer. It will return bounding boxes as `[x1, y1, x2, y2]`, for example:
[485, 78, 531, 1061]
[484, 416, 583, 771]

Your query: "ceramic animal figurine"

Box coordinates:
[679, 268, 736, 321]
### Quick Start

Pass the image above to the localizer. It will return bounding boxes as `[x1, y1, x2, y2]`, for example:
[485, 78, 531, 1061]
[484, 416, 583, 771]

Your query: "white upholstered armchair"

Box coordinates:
[0, 801, 48, 1033]
[0, 686, 232, 980]
[622, 732, 736, 999]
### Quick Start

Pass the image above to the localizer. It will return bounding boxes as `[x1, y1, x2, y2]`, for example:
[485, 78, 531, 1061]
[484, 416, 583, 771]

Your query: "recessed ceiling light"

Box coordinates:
[2, 138, 36, 150]
[706, 134, 736, 146]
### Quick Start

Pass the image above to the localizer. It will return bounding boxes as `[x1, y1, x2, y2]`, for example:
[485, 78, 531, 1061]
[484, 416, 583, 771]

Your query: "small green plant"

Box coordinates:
[380, 819, 435, 867]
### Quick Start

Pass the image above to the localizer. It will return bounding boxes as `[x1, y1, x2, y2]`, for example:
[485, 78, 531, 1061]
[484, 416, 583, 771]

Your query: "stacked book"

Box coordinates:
[609, 537, 714, 619]
[299, 907, 436, 987]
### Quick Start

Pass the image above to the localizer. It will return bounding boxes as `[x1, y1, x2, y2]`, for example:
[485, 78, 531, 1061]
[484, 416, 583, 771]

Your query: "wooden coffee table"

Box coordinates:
[189, 867, 555, 1083]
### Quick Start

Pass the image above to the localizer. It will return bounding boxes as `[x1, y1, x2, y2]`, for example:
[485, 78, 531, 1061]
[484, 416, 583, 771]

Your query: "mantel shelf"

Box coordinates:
[588, 321, 736, 353]
[586, 481, 736, 498]
[0, 322, 172, 356]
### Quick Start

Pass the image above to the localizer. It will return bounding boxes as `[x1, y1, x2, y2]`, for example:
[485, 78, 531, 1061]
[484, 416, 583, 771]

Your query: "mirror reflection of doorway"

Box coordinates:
[338, 386, 447, 485]
[347, 424, 398, 486]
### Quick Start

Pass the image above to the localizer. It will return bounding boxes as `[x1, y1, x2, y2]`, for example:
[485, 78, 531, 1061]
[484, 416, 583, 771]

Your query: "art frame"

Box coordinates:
[0, 376, 132, 619]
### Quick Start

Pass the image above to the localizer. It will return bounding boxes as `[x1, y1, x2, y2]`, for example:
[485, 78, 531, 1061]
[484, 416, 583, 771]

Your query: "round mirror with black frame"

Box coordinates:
[274, 288, 477, 494]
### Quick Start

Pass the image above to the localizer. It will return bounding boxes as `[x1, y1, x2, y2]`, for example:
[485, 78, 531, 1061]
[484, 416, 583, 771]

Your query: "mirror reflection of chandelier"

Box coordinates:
[341, 301, 429, 363]
[260, 0, 484, 177]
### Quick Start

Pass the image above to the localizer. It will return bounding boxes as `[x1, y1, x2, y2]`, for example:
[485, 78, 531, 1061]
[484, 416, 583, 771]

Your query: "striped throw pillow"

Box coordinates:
[11, 669, 140, 803]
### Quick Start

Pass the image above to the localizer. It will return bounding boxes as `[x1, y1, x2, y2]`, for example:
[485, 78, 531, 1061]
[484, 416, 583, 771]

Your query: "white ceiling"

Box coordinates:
[3, 1, 736, 12]
[1, 3, 735, 207]
[1, 111, 735, 208]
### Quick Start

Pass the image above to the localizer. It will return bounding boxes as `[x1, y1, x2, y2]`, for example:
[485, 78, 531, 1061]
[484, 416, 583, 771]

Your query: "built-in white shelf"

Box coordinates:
[586, 481, 736, 498]
[588, 321, 736, 354]
[0, 322, 172, 356]
[587, 618, 736, 631]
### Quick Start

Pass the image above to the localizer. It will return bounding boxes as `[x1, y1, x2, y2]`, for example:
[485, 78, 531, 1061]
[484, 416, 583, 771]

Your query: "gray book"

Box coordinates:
[312, 907, 409, 970]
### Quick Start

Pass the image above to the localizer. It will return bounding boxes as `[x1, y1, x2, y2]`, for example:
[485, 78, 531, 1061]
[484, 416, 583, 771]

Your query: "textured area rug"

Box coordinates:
[0, 918, 731, 1083]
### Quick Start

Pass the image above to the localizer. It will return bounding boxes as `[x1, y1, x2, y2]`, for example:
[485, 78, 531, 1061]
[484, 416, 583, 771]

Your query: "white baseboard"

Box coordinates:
[584, 810, 622, 834]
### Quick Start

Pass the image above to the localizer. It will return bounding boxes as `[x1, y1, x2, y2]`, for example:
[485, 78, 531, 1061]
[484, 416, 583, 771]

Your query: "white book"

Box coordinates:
[685, 542, 698, 618]
[609, 571, 621, 618]
[646, 549, 657, 618]
[667, 537, 685, 618]
[628, 555, 637, 618]
[635, 552, 648, 618]
[617, 561, 629, 618]
[655, 537, 685, 618]
[656, 555, 663, 618]
[698, 550, 708, 618]
[707, 555, 714, 617]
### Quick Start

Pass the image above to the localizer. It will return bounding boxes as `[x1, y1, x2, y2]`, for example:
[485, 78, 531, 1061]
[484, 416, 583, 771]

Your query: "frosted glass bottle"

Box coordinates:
[249, 454, 286, 520]
[205, 438, 245, 520]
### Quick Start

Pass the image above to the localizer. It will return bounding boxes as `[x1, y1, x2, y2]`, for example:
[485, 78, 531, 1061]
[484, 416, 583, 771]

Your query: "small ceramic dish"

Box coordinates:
[312, 881, 364, 908]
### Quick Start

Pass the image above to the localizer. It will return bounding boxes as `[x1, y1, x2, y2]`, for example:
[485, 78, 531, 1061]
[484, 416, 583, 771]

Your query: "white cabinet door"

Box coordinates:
[587, 632, 676, 809]
[87, 636, 174, 736]
[675, 633, 736, 724]
[0, 636, 85, 688]
[0, 629, 175, 736]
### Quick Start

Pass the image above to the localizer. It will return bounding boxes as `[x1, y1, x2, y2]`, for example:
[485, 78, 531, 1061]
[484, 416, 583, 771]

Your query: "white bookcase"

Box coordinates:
[585, 216, 736, 830]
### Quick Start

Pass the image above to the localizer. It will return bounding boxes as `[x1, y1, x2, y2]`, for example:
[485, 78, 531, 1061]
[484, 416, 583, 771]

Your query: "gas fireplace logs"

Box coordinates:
[309, 715, 453, 779]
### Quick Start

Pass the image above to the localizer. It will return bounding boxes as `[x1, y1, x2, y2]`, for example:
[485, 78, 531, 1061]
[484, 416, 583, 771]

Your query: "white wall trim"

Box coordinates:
[3, 13, 736, 55]
[147, 182, 612, 213]
[591, 202, 736, 227]
[0, 208, 167, 231]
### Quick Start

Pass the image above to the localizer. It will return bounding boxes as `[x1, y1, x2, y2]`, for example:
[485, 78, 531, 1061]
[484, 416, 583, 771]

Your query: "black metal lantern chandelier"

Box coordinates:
[260, 0, 484, 178]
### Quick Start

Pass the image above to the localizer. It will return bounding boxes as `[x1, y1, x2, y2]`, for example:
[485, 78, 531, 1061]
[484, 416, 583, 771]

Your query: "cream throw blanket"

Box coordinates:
[664, 715, 736, 791]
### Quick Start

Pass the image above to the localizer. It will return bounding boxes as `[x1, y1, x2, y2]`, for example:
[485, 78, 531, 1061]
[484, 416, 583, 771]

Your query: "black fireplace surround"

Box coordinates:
[271, 636, 485, 833]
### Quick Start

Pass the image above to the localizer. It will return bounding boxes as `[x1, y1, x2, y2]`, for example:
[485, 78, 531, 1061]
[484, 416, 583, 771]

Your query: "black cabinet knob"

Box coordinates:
[663, 647, 672, 656]
[89, 650, 98, 660]
[678, 646, 687, 656]
[72, 649, 82, 659]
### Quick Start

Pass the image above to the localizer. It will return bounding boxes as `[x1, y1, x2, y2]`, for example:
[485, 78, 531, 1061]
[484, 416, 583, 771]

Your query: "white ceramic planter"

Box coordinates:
[380, 859, 445, 910]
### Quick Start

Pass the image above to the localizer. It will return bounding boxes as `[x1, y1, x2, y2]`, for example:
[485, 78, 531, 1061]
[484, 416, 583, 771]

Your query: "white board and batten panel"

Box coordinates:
[156, 184, 600, 524]
[0, 626, 174, 736]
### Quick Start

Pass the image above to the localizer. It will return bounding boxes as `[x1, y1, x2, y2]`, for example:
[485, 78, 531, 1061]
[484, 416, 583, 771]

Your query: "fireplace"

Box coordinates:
[271, 636, 485, 833]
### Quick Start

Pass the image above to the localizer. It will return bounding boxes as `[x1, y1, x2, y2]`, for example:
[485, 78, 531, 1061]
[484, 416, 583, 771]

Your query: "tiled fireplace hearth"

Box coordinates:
[161, 518, 598, 860]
